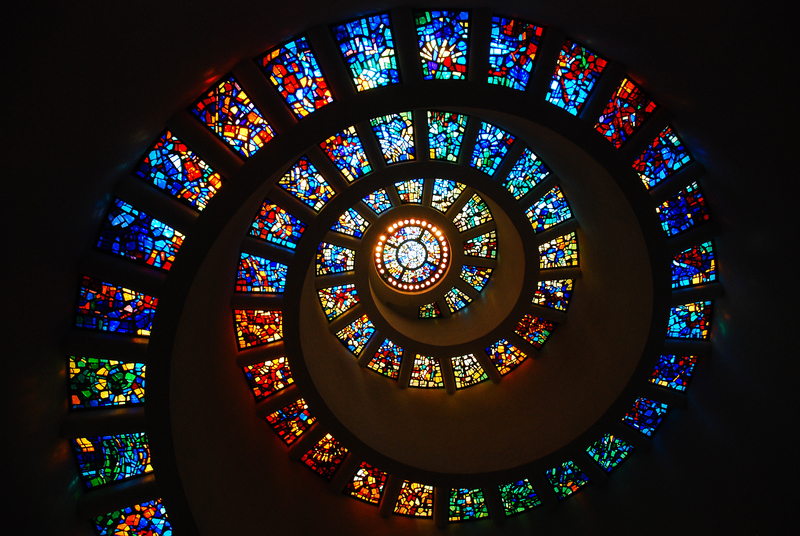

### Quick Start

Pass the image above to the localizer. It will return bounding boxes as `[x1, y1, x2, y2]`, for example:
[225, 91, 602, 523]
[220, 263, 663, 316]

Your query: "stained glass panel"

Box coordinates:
[595, 78, 657, 148]
[242, 357, 293, 400]
[545, 461, 590, 499]
[488, 16, 543, 90]
[419, 302, 443, 318]
[428, 110, 468, 161]
[470, 122, 515, 175]
[236, 252, 288, 293]
[460, 265, 492, 291]
[656, 181, 710, 237]
[234, 310, 283, 349]
[300, 433, 348, 479]
[395, 178, 424, 204]
[266, 398, 316, 445]
[451, 354, 488, 389]
[667, 301, 712, 339]
[526, 186, 572, 233]
[622, 397, 669, 436]
[409, 355, 444, 388]
[333, 13, 399, 91]
[345, 462, 388, 504]
[250, 200, 306, 249]
[650, 354, 698, 392]
[73, 433, 152, 488]
[444, 286, 472, 313]
[672, 241, 716, 289]
[545, 41, 607, 116]
[316, 243, 356, 275]
[452, 193, 492, 232]
[431, 179, 466, 213]
[463, 230, 497, 259]
[394, 481, 434, 517]
[69, 356, 145, 409]
[94, 499, 172, 536]
[75, 276, 157, 336]
[585, 433, 634, 472]
[317, 284, 360, 321]
[514, 315, 556, 348]
[503, 148, 551, 200]
[539, 231, 578, 268]
[499, 480, 540, 515]
[533, 279, 573, 311]
[331, 207, 369, 238]
[335, 314, 375, 356]
[278, 157, 336, 211]
[414, 11, 469, 80]
[449, 488, 489, 521]
[371, 112, 414, 163]
[320, 126, 371, 182]
[633, 126, 692, 189]
[361, 188, 393, 214]
[367, 338, 403, 379]
[485, 339, 528, 375]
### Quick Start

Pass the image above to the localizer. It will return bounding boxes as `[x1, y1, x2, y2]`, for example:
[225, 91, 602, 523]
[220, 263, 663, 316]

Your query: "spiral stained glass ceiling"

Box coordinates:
[63, 7, 722, 533]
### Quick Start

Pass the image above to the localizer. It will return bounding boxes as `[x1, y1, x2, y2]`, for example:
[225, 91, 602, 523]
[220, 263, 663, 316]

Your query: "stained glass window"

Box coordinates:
[75, 276, 157, 336]
[333, 13, 399, 91]
[371, 112, 414, 163]
[650, 354, 698, 392]
[449, 488, 489, 521]
[672, 241, 716, 289]
[545, 41, 607, 116]
[266, 398, 316, 445]
[316, 242, 356, 275]
[667, 301, 712, 339]
[345, 462, 388, 504]
[452, 193, 493, 232]
[444, 286, 472, 313]
[488, 16, 543, 90]
[234, 310, 283, 349]
[409, 355, 444, 388]
[514, 315, 556, 348]
[503, 148, 551, 200]
[250, 200, 306, 249]
[451, 354, 488, 389]
[656, 181, 710, 237]
[331, 208, 369, 238]
[499, 480, 541, 515]
[414, 10, 469, 80]
[376, 221, 449, 290]
[94, 499, 172, 536]
[257, 36, 333, 119]
[320, 126, 371, 182]
[595, 78, 657, 148]
[335, 314, 376, 356]
[460, 265, 492, 291]
[367, 338, 403, 379]
[622, 397, 669, 436]
[633, 126, 692, 189]
[394, 178, 424, 204]
[300, 433, 348, 479]
[278, 157, 336, 211]
[431, 179, 466, 213]
[134, 130, 223, 211]
[470, 122, 515, 175]
[236, 252, 288, 293]
[585, 433, 634, 472]
[428, 110, 468, 161]
[463, 230, 497, 259]
[419, 302, 443, 318]
[73, 433, 152, 488]
[190, 75, 274, 157]
[539, 232, 579, 268]
[545, 461, 590, 499]
[69, 356, 145, 409]
[533, 279, 574, 311]
[242, 357, 293, 400]
[485, 339, 528, 375]
[394, 481, 434, 517]
[361, 188, 393, 214]
[526, 186, 572, 233]
[317, 284, 360, 321]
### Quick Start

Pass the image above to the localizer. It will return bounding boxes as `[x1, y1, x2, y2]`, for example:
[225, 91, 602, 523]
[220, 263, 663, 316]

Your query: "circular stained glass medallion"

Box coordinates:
[375, 219, 449, 290]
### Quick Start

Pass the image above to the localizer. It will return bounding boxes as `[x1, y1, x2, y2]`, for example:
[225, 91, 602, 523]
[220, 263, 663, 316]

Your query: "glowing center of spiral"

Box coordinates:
[375, 219, 449, 291]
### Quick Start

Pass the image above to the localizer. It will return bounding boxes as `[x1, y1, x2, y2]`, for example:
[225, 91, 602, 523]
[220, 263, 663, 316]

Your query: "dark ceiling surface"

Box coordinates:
[6, 1, 792, 534]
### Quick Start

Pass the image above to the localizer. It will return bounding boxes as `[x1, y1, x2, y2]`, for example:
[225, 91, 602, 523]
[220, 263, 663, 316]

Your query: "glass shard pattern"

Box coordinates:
[486, 339, 528, 376]
[633, 126, 692, 189]
[499, 480, 541, 516]
[316, 243, 356, 275]
[257, 36, 333, 119]
[415, 10, 469, 80]
[585, 433, 635, 472]
[428, 110, 468, 161]
[234, 310, 283, 349]
[394, 481, 434, 517]
[69, 356, 145, 409]
[300, 433, 348, 480]
[449, 488, 489, 521]
[266, 398, 316, 445]
[278, 157, 336, 211]
[470, 122, 515, 175]
[93, 499, 172, 536]
[533, 279, 574, 311]
[515, 315, 556, 348]
[371, 112, 414, 164]
[236, 252, 288, 293]
[656, 181, 710, 237]
[75, 276, 157, 336]
[526, 186, 572, 233]
[451, 354, 488, 389]
[546, 41, 607, 116]
[395, 178, 424, 204]
[419, 302, 443, 318]
[545, 461, 591, 499]
[331, 207, 369, 238]
[488, 16, 543, 90]
[317, 284, 360, 321]
[672, 241, 716, 289]
[503, 148, 551, 200]
[431, 179, 466, 213]
[134, 130, 223, 211]
[667, 301, 712, 339]
[190, 75, 274, 157]
[367, 338, 403, 379]
[335, 314, 375, 356]
[376, 222, 448, 289]
[361, 188, 393, 214]
[460, 265, 492, 291]
[73, 433, 152, 488]
[409, 355, 444, 388]
[250, 200, 306, 249]
[453, 193, 492, 232]
[650, 354, 698, 392]
[345, 461, 388, 504]
[320, 126, 371, 182]
[333, 13, 399, 91]
[595, 78, 657, 148]
[463, 230, 497, 259]
[622, 397, 669, 436]
[539, 232, 579, 268]
[444, 286, 472, 313]
[242, 357, 293, 400]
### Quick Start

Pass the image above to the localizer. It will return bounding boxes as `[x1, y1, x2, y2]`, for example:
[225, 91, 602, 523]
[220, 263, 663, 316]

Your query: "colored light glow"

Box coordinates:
[375, 219, 449, 291]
